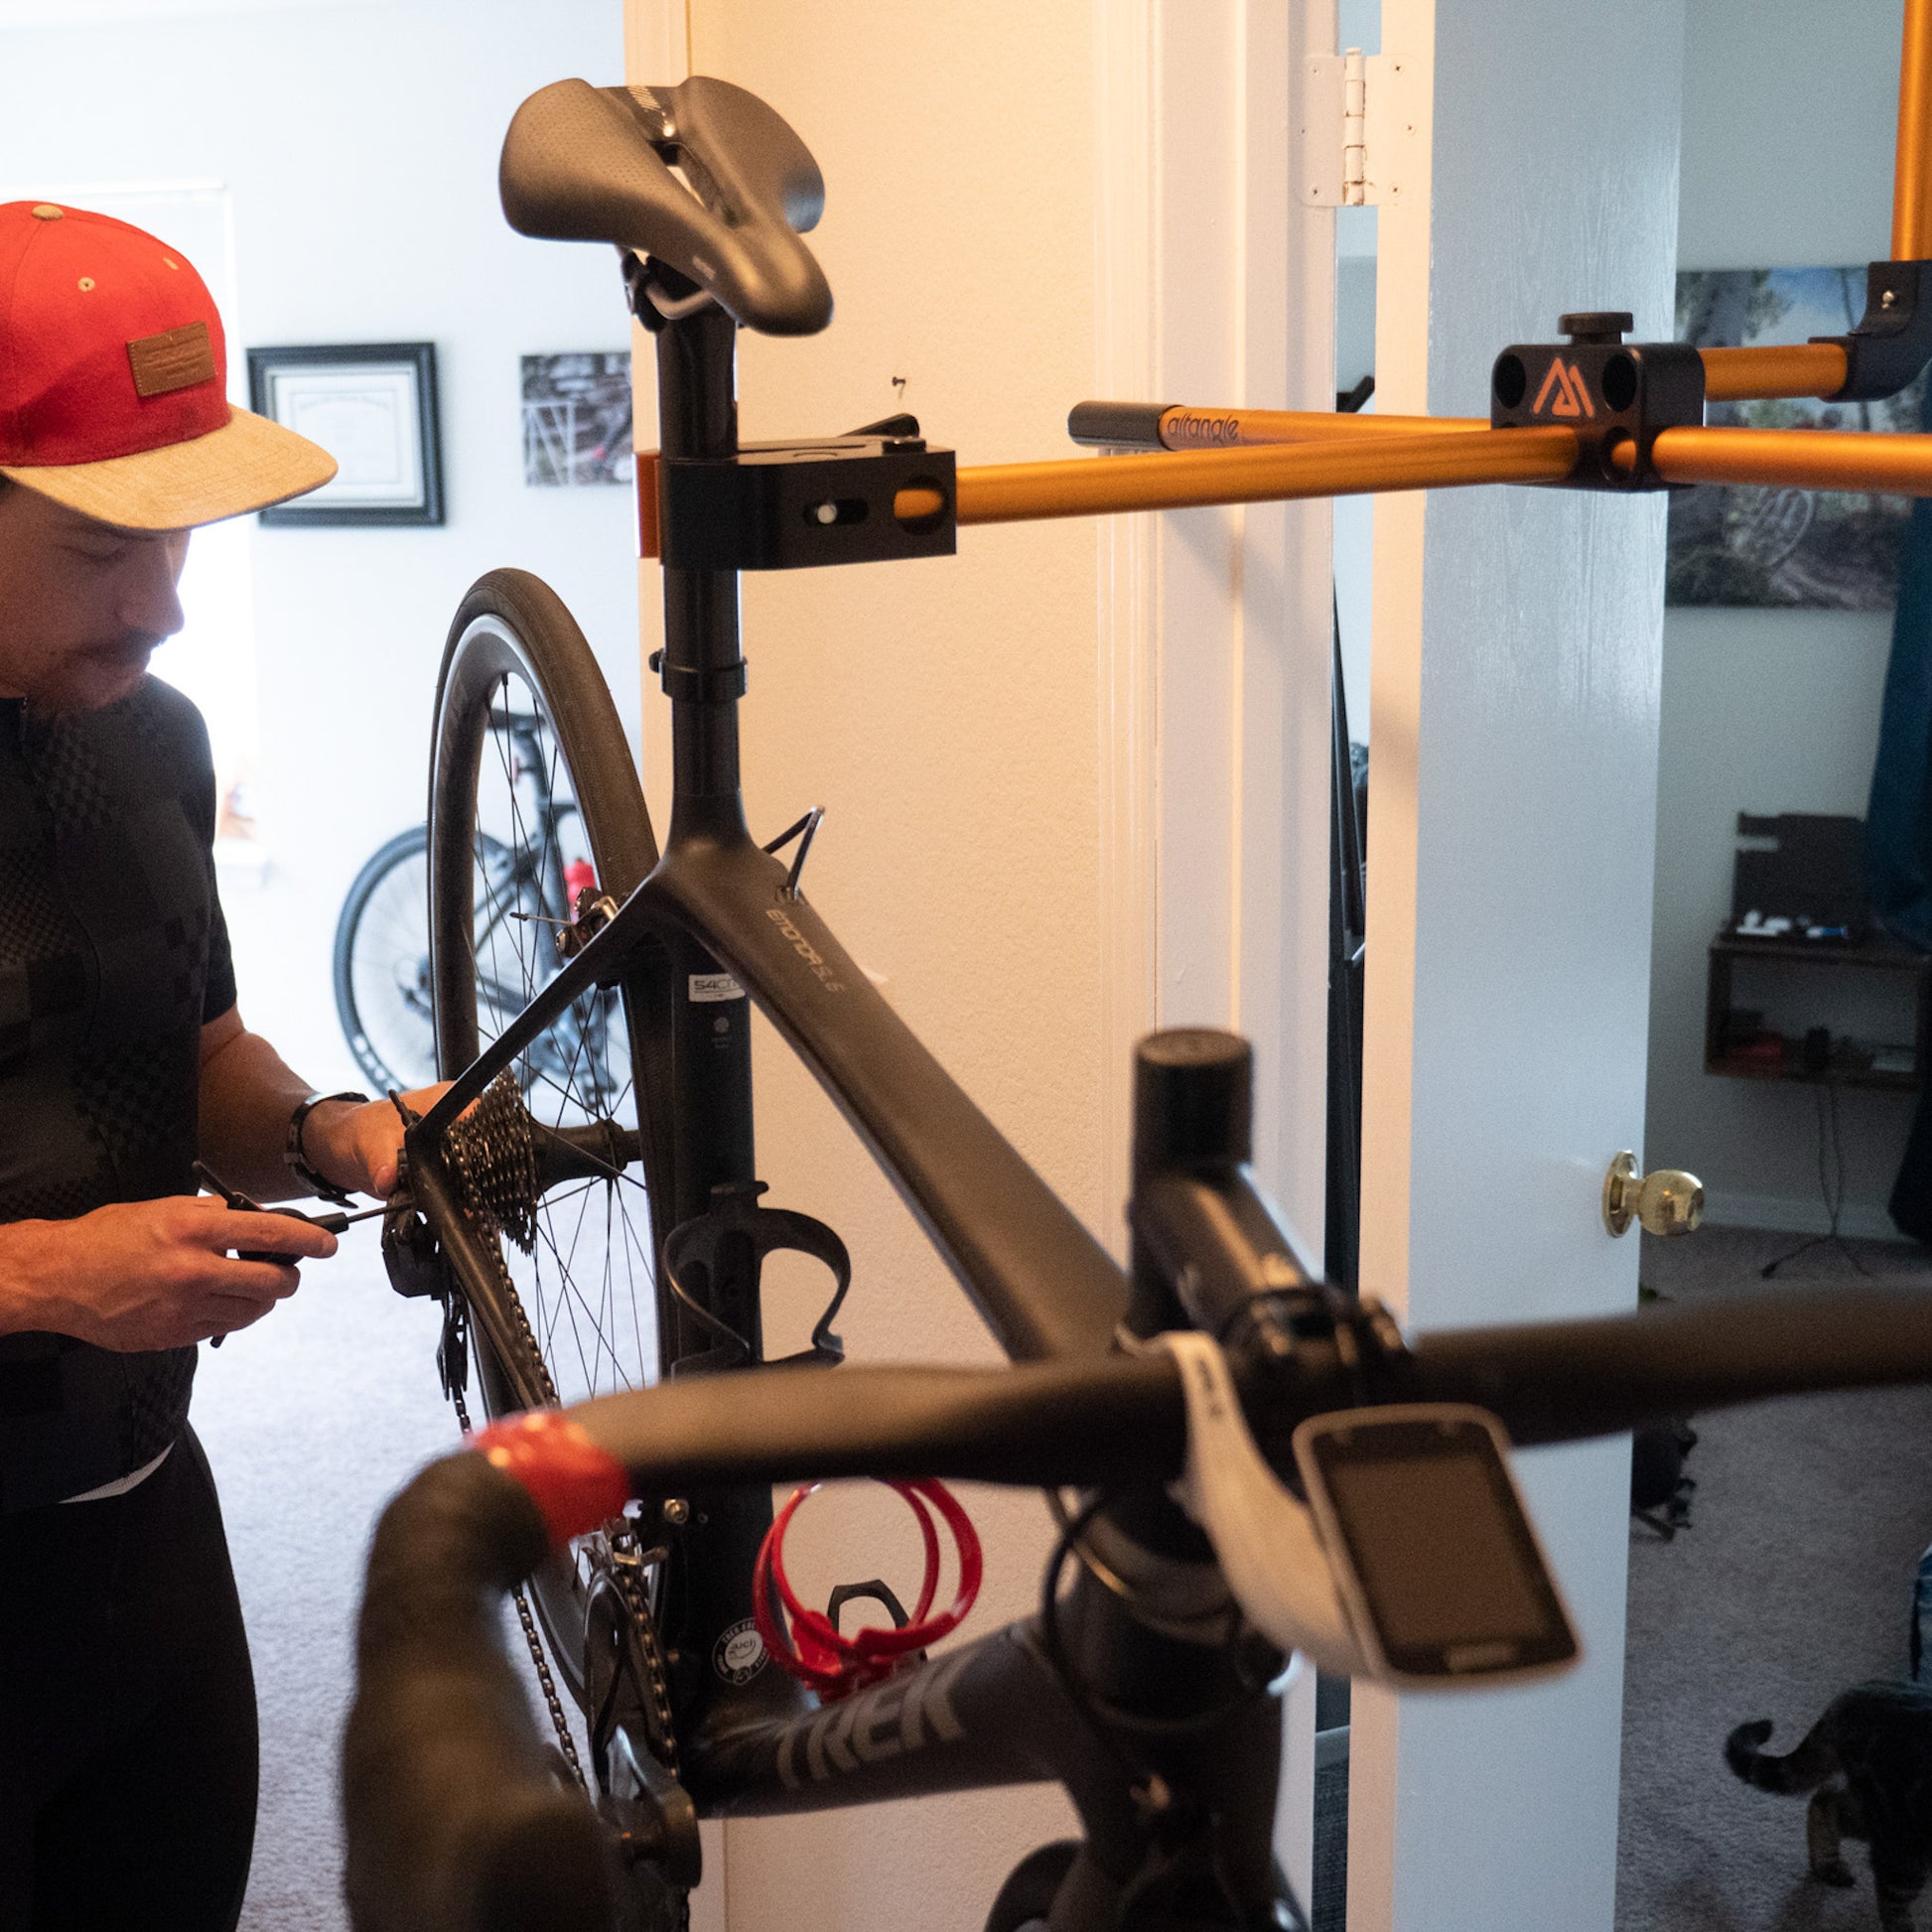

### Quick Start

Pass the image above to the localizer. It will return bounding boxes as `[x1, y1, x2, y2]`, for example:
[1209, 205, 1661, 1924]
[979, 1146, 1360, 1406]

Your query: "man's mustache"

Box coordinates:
[23, 633, 163, 720]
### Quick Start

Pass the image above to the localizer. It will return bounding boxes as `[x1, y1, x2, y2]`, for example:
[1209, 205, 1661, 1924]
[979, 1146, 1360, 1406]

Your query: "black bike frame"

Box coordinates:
[412, 305, 1290, 1914]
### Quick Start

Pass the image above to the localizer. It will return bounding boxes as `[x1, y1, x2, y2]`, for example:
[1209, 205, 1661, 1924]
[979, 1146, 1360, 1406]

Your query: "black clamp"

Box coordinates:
[658, 430, 956, 572]
[646, 650, 749, 704]
[1812, 260, 1932, 402]
[1490, 312, 1705, 490]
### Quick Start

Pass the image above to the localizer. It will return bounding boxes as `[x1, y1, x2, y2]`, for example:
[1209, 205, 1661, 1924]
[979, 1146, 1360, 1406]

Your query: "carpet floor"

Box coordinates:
[1617, 1225, 1932, 1932]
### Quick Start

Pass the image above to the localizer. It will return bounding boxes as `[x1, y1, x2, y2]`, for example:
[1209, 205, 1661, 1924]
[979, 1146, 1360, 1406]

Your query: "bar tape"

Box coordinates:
[468, 1411, 633, 1547]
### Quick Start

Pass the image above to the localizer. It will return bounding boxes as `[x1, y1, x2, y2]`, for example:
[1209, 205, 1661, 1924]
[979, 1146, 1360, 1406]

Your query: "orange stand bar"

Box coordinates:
[1898, 0, 1932, 260]
[1635, 425, 1932, 494]
[910, 428, 1579, 527]
[1699, 344, 1850, 403]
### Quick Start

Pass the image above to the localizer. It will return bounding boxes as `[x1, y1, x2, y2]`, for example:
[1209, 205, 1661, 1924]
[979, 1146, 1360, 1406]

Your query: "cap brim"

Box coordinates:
[0, 404, 338, 530]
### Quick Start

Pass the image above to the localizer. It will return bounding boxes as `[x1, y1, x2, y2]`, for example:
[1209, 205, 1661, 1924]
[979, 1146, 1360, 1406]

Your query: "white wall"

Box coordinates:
[633, 10, 1104, 1927]
[625, 3, 1333, 1927]
[0, 0, 638, 1071]
[1643, 0, 1916, 1237]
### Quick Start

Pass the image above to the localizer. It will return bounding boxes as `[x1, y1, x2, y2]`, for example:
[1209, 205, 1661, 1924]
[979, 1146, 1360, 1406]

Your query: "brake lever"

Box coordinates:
[1154, 1331, 1370, 1679]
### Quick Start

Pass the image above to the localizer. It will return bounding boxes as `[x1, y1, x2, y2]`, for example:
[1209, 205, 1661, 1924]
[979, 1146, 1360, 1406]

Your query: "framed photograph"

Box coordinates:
[1668, 269, 1925, 610]
[522, 351, 633, 486]
[245, 342, 444, 526]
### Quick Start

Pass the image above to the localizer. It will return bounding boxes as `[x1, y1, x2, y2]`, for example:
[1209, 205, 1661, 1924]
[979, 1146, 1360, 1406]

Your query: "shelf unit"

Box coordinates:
[1705, 930, 1932, 1092]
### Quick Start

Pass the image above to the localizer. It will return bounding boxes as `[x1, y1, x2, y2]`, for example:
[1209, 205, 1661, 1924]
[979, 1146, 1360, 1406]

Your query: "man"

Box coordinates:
[0, 201, 435, 1929]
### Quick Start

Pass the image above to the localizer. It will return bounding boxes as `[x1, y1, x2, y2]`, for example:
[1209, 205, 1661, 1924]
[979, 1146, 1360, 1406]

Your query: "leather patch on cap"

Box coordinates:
[127, 321, 216, 399]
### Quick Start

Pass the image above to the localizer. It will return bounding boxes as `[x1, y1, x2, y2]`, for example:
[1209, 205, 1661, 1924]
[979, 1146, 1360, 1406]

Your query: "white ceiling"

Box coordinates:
[0, 0, 397, 25]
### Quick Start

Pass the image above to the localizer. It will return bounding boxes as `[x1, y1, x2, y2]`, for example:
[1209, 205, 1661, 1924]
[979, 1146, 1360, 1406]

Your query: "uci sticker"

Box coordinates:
[713, 1617, 767, 1685]
[689, 972, 747, 1003]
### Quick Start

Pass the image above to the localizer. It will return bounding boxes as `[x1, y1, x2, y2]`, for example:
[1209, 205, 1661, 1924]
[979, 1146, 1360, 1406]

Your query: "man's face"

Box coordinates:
[0, 483, 190, 712]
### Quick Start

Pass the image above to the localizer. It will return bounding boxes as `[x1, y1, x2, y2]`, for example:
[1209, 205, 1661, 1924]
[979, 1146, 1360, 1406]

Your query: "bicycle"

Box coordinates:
[338, 35, 1932, 1932]
[333, 690, 628, 1109]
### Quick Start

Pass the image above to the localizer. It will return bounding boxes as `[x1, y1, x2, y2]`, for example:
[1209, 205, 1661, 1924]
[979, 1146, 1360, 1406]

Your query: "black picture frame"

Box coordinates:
[245, 342, 444, 526]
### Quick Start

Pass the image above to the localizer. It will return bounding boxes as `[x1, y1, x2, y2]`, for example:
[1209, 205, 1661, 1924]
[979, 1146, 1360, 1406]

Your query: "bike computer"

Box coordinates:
[1291, 1404, 1580, 1689]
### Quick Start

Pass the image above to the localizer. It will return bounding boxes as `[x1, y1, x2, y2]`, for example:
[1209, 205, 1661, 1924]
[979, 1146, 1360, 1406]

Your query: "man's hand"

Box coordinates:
[299, 1085, 452, 1200]
[0, 1195, 338, 1351]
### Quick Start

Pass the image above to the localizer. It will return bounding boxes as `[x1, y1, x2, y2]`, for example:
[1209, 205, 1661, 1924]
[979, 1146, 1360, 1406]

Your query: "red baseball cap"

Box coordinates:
[0, 201, 336, 528]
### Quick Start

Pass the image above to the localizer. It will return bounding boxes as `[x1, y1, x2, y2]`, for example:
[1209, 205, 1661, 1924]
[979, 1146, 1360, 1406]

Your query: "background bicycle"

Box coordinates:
[333, 703, 628, 1116]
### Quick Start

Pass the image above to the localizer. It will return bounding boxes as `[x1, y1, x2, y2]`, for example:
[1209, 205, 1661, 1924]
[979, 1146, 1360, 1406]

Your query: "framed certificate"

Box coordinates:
[245, 342, 443, 526]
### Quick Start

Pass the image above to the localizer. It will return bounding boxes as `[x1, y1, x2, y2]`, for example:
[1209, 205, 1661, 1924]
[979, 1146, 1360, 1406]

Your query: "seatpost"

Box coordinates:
[654, 305, 750, 832]
[645, 301, 759, 1254]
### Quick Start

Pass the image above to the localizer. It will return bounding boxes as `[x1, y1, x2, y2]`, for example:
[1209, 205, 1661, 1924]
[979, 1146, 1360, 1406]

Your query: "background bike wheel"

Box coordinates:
[426, 567, 674, 1703]
[333, 826, 437, 1093]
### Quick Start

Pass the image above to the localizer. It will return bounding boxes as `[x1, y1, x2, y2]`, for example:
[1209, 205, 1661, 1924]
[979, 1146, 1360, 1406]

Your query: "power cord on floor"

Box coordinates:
[1761, 1079, 1874, 1280]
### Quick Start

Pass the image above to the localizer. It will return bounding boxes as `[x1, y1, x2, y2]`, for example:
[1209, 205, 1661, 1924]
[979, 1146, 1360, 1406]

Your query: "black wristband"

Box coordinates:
[286, 1090, 369, 1206]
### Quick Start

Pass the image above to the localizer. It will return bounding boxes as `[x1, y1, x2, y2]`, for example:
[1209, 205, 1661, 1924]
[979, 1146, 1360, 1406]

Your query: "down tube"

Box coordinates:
[686, 1623, 1139, 1860]
[638, 834, 1128, 1363]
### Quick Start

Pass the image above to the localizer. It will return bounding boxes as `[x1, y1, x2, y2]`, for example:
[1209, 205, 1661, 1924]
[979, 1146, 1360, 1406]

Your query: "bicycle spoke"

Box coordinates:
[443, 663, 659, 1412]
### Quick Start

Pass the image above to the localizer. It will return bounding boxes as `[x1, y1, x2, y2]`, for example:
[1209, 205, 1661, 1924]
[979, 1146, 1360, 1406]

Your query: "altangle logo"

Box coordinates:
[1531, 358, 1596, 419]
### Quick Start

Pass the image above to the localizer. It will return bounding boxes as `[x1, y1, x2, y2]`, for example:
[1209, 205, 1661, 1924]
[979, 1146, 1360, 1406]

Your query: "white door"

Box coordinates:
[1349, 1, 1686, 1927]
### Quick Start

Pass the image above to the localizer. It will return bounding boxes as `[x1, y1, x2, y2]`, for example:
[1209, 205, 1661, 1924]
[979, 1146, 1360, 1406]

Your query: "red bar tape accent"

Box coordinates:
[468, 1411, 632, 1548]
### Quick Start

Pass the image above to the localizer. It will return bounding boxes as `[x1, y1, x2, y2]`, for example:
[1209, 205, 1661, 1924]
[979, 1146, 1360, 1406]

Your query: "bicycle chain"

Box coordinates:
[439, 1066, 685, 1885]
[448, 1370, 585, 1788]
[606, 1526, 681, 1781]
[608, 1539, 691, 1932]
[442, 1077, 578, 1778]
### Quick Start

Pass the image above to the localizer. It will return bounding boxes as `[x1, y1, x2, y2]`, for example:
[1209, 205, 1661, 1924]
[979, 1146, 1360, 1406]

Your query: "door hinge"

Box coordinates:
[1300, 50, 1425, 207]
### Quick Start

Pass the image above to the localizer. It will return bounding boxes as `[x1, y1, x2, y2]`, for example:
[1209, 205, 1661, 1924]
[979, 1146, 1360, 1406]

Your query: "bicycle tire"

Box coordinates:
[425, 568, 675, 1718]
[333, 826, 437, 1094]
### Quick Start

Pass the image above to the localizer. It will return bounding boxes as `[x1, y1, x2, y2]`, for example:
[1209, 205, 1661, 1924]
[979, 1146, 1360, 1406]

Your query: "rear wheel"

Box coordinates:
[423, 569, 680, 1777]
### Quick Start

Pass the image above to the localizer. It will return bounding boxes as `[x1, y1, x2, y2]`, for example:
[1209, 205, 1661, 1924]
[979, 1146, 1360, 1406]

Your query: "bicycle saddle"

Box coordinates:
[500, 75, 833, 337]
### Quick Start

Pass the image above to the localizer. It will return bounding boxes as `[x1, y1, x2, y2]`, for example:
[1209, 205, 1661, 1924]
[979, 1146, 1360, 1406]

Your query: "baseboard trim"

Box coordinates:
[1702, 1188, 1905, 1243]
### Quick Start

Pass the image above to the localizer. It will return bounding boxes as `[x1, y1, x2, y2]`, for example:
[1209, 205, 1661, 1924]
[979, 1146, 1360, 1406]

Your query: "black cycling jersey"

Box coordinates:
[0, 676, 236, 1512]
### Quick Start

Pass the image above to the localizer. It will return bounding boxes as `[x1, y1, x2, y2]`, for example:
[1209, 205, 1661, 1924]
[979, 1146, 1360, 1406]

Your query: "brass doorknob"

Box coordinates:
[1599, 1151, 1708, 1244]
[1602, 1152, 1704, 1238]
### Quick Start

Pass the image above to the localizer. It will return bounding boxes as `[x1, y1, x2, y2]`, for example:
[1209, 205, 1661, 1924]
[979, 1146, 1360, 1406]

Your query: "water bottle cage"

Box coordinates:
[662, 1179, 851, 1376]
[754, 1477, 983, 1701]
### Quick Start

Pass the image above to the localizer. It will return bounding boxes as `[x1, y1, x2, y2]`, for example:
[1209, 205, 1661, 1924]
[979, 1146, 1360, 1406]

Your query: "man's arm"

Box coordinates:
[0, 1014, 446, 1350]
[197, 1007, 445, 1203]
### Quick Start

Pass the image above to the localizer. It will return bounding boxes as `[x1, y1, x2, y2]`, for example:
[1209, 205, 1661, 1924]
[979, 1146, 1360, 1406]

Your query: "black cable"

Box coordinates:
[1036, 1493, 1261, 1746]
[1761, 1079, 1874, 1280]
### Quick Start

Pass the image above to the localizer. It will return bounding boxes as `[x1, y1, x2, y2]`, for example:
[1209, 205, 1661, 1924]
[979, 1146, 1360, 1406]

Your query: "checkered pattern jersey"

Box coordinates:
[0, 678, 235, 1512]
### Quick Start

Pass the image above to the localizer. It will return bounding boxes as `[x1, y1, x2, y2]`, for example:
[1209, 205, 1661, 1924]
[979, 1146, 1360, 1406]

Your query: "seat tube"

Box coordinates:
[650, 304, 805, 1735]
